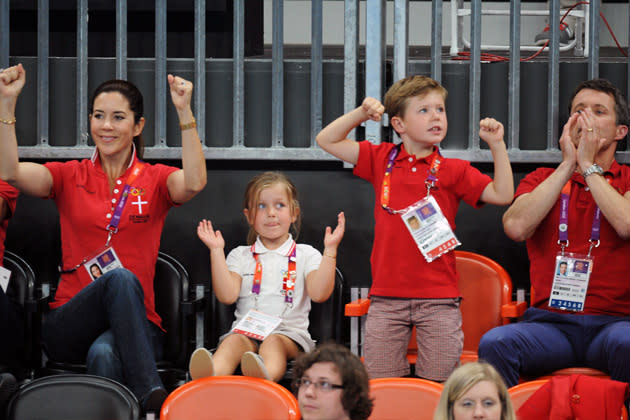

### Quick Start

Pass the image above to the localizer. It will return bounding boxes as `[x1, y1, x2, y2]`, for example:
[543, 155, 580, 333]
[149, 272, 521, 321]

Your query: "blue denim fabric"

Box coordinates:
[478, 307, 630, 387]
[42, 268, 165, 400]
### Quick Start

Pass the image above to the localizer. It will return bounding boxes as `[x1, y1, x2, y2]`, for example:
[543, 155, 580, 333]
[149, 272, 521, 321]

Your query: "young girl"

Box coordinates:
[190, 171, 345, 382]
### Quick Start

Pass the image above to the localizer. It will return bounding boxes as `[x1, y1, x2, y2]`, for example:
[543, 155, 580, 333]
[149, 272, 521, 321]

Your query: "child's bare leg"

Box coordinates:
[258, 334, 300, 382]
[213, 333, 257, 376]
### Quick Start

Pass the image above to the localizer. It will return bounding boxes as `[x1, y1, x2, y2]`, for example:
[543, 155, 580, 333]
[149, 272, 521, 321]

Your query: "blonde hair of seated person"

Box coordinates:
[434, 362, 516, 420]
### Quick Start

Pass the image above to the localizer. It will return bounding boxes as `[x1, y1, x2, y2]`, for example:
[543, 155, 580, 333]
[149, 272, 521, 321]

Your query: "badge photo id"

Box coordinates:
[84, 247, 123, 280]
[548, 253, 593, 312]
[232, 309, 282, 341]
[402, 195, 460, 263]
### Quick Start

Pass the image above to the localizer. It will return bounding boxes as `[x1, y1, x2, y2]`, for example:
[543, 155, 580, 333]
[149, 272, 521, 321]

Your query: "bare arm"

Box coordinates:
[0, 64, 53, 198]
[478, 118, 514, 205]
[197, 219, 242, 304]
[316, 98, 384, 165]
[165, 75, 207, 204]
[305, 212, 345, 303]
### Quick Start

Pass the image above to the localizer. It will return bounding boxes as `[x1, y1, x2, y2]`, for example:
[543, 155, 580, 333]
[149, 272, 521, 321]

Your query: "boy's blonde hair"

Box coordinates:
[243, 171, 302, 245]
[433, 361, 516, 420]
[383, 75, 448, 120]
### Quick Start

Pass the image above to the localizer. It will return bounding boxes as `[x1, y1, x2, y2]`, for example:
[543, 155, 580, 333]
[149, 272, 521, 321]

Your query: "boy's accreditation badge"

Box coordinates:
[402, 195, 460, 262]
[232, 309, 282, 341]
[548, 253, 593, 312]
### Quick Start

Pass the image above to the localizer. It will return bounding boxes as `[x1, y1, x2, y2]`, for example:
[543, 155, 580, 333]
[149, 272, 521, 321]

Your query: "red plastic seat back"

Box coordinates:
[161, 376, 300, 420]
[369, 377, 443, 420]
[456, 250, 512, 353]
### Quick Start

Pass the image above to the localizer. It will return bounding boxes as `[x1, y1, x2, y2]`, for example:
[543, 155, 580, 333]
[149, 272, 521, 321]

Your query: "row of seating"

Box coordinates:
[1, 250, 346, 391]
[4, 248, 611, 389]
[9, 373, 625, 420]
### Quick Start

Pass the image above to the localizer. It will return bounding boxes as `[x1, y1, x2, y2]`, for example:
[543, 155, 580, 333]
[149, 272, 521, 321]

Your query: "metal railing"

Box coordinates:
[1, 0, 629, 163]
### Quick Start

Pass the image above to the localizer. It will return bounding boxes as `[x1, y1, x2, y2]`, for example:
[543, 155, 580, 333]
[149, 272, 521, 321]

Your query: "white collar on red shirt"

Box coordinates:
[90, 144, 137, 168]
[251, 234, 295, 256]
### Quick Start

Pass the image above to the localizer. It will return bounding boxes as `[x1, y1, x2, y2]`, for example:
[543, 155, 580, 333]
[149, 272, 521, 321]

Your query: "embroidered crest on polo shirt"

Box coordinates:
[129, 187, 150, 223]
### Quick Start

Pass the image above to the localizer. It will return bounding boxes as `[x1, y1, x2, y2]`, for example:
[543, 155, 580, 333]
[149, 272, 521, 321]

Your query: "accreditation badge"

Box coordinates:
[232, 309, 282, 341]
[401, 195, 460, 262]
[83, 246, 124, 281]
[0, 266, 11, 293]
[548, 253, 593, 312]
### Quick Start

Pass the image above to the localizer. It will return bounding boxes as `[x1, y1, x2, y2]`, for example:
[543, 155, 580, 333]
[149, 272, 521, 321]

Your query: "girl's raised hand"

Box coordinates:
[167, 74, 193, 111]
[323, 212, 346, 250]
[197, 219, 225, 250]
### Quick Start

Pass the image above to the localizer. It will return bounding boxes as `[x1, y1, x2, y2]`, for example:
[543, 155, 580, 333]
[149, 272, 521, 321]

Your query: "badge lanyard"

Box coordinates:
[250, 241, 297, 314]
[381, 145, 443, 215]
[558, 179, 606, 257]
[106, 161, 145, 246]
[58, 161, 145, 273]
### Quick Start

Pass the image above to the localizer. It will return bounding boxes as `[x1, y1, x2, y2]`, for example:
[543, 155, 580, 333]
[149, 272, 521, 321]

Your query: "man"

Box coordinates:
[479, 79, 630, 387]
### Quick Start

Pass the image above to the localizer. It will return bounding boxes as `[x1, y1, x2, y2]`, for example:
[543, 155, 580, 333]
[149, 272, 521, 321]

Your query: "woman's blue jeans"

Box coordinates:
[42, 268, 165, 401]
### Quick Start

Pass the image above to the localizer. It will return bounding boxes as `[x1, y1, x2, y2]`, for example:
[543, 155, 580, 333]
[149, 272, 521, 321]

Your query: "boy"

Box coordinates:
[316, 75, 513, 380]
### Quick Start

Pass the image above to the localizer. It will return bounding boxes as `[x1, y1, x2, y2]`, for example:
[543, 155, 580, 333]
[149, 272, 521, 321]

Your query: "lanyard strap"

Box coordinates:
[251, 241, 297, 305]
[58, 160, 145, 273]
[106, 161, 145, 245]
[381, 145, 443, 214]
[558, 179, 606, 256]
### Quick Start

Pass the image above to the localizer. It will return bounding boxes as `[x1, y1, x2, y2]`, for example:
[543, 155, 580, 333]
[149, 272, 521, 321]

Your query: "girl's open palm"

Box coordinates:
[197, 219, 225, 250]
[324, 212, 346, 249]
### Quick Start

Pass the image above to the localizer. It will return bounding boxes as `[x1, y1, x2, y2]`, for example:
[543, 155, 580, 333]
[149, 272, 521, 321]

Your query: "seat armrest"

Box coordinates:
[345, 298, 370, 317]
[26, 282, 51, 313]
[501, 301, 527, 319]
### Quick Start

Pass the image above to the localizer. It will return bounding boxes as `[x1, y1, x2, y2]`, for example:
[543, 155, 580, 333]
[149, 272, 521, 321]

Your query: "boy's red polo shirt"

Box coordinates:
[354, 141, 491, 298]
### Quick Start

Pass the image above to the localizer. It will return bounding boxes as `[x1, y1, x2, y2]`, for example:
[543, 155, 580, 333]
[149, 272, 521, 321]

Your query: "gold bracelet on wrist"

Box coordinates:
[0, 117, 16, 125]
[179, 117, 196, 131]
[323, 252, 337, 259]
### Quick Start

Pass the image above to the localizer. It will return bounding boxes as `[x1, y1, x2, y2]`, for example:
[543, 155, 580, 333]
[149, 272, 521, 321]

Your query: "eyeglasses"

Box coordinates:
[296, 378, 344, 392]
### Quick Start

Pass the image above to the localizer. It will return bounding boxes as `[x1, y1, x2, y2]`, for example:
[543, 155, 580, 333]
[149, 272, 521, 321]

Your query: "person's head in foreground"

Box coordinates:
[292, 343, 373, 420]
[434, 361, 515, 420]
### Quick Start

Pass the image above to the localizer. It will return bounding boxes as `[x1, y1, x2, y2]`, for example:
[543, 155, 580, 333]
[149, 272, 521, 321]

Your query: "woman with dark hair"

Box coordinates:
[0, 63, 207, 413]
[292, 343, 373, 420]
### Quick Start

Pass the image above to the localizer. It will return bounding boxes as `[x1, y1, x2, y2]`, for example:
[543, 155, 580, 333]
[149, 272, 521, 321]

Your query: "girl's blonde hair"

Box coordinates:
[433, 362, 516, 420]
[243, 171, 302, 245]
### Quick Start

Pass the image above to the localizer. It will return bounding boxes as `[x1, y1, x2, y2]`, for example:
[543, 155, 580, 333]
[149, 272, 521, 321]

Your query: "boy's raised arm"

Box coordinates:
[316, 97, 384, 165]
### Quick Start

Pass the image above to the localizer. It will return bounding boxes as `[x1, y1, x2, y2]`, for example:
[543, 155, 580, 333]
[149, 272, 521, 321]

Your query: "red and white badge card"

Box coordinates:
[0, 266, 10, 293]
[232, 309, 282, 341]
[84, 246, 123, 281]
[402, 195, 460, 262]
[548, 252, 593, 312]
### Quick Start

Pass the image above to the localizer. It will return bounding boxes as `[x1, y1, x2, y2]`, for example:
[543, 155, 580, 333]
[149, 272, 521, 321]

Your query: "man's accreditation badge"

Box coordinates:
[401, 195, 460, 263]
[548, 252, 593, 312]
